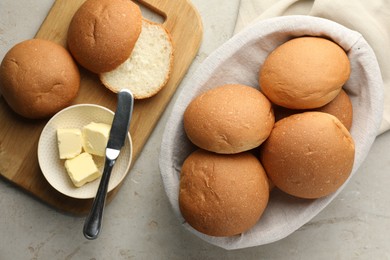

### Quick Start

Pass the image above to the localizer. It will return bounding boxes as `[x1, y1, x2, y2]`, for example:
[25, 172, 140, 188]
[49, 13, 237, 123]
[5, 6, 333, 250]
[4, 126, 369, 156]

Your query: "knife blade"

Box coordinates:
[83, 89, 134, 240]
[107, 89, 134, 153]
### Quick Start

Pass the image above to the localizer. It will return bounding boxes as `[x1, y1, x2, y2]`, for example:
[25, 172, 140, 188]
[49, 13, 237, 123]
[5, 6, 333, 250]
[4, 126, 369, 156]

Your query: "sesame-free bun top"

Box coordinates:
[0, 39, 80, 119]
[259, 37, 350, 109]
[260, 112, 355, 199]
[273, 89, 353, 130]
[316, 89, 353, 130]
[184, 84, 274, 154]
[179, 149, 269, 237]
[67, 0, 142, 73]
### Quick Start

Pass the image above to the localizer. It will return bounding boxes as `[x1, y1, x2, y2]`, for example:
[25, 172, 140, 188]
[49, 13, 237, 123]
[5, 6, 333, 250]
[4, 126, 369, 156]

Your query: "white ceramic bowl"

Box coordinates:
[38, 104, 132, 199]
[159, 15, 383, 249]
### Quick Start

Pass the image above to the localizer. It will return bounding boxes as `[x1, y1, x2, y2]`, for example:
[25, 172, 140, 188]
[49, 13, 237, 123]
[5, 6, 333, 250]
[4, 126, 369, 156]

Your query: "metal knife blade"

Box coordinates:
[107, 89, 134, 153]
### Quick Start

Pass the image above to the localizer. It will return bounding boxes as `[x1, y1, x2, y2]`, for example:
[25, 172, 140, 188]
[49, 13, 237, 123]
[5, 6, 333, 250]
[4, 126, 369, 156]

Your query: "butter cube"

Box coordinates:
[82, 122, 111, 157]
[64, 152, 101, 187]
[57, 128, 82, 159]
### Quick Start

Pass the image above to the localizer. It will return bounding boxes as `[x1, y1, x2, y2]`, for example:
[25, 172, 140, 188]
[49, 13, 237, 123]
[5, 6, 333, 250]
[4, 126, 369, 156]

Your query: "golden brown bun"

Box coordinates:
[67, 0, 142, 73]
[273, 89, 353, 130]
[260, 112, 355, 199]
[184, 84, 275, 154]
[316, 89, 353, 130]
[179, 149, 269, 237]
[259, 37, 350, 109]
[0, 39, 80, 119]
[267, 175, 275, 192]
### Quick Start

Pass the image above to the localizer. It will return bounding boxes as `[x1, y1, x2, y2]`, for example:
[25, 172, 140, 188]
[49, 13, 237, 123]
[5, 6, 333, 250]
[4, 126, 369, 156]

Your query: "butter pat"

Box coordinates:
[64, 152, 101, 187]
[82, 122, 111, 156]
[57, 128, 82, 159]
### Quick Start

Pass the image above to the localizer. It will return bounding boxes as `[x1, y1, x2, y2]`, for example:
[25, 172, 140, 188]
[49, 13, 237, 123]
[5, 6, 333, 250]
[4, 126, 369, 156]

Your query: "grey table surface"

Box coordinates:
[1, 0, 390, 259]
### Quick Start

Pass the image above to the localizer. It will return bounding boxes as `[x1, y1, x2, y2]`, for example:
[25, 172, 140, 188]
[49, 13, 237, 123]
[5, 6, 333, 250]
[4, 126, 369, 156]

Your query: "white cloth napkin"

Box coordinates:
[159, 15, 383, 249]
[235, 0, 390, 134]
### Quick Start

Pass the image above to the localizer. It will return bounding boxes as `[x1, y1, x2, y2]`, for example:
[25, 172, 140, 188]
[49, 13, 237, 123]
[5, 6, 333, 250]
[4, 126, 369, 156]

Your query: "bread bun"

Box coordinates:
[179, 149, 269, 237]
[274, 89, 353, 130]
[184, 84, 274, 154]
[316, 89, 353, 130]
[100, 19, 173, 99]
[67, 0, 142, 73]
[260, 112, 355, 199]
[259, 37, 350, 109]
[0, 39, 80, 119]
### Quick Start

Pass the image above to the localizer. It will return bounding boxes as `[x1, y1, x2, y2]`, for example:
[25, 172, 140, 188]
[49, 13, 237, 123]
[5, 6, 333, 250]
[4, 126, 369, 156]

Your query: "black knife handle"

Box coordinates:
[83, 158, 116, 240]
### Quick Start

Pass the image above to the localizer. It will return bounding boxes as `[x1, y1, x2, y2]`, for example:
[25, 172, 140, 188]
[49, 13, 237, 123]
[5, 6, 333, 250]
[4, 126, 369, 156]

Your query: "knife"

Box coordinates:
[83, 89, 134, 240]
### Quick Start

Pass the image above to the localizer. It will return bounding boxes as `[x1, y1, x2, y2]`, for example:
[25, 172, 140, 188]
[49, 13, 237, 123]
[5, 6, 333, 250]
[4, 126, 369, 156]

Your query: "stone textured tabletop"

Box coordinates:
[1, 0, 389, 259]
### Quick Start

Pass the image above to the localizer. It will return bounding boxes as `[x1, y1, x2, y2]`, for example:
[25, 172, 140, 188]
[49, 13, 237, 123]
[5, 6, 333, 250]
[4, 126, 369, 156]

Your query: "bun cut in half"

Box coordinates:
[100, 20, 174, 99]
[184, 84, 274, 154]
[260, 112, 355, 199]
[179, 149, 269, 237]
[0, 39, 80, 119]
[259, 37, 350, 109]
[67, 0, 142, 73]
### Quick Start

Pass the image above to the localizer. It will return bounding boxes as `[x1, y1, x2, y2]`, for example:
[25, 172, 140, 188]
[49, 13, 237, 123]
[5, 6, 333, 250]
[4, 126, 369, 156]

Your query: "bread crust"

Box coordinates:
[260, 112, 355, 199]
[259, 37, 350, 109]
[184, 84, 274, 154]
[316, 89, 353, 130]
[67, 0, 142, 73]
[179, 149, 269, 237]
[0, 39, 80, 119]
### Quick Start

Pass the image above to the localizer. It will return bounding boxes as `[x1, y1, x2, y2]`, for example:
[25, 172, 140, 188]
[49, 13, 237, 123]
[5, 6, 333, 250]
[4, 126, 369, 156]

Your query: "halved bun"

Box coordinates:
[67, 0, 142, 73]
[0, 39, 80, 119]
[100, 19, 174, 99]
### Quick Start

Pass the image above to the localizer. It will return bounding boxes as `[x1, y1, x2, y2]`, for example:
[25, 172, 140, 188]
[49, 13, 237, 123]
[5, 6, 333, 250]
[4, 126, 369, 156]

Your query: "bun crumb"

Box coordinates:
[100, 19, 174, 99]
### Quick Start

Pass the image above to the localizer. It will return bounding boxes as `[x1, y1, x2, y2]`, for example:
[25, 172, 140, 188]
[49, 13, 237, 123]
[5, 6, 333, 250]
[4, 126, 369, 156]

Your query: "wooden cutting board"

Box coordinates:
[0, 0, 202, 215]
